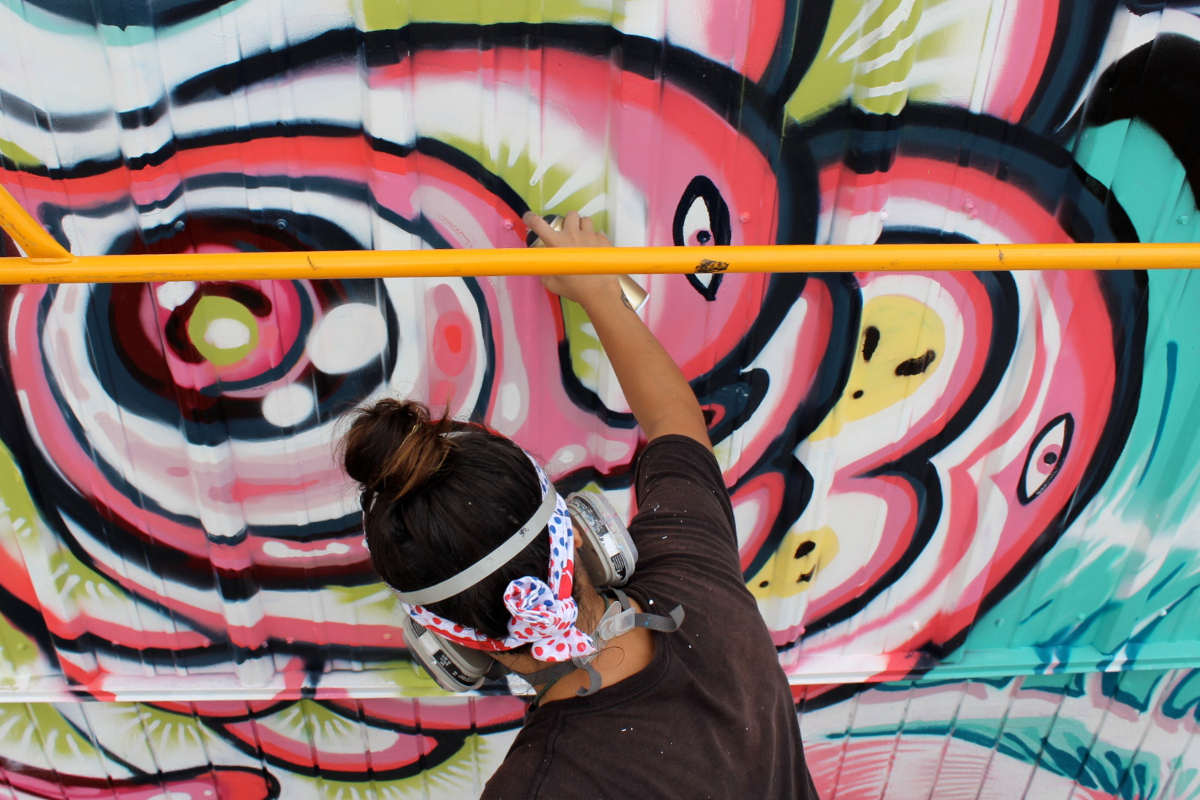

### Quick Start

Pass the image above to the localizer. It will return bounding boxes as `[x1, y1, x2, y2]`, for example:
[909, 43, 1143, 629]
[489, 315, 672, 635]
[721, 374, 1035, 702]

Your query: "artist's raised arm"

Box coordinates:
[526, 211, 710, 449]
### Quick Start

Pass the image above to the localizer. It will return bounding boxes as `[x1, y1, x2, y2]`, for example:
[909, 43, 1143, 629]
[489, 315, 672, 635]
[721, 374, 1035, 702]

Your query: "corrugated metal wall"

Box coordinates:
[2, 1, 1199, 797]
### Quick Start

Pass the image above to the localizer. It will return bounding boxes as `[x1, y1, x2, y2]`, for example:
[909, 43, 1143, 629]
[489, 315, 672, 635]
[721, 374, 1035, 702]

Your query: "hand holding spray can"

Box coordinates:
[525, 214, 648, 312]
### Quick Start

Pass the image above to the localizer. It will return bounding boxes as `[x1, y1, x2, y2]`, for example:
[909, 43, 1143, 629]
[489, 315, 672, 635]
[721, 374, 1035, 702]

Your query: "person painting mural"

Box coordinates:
[342, 211, 818, 799]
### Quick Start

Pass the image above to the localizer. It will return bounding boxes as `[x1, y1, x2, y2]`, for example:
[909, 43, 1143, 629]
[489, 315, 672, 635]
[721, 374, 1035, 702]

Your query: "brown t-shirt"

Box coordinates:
[481, 435, 818, 800]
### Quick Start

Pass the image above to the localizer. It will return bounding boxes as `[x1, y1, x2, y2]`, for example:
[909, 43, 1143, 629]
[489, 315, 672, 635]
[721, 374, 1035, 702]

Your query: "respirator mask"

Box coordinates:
[398, 489, 682, 694]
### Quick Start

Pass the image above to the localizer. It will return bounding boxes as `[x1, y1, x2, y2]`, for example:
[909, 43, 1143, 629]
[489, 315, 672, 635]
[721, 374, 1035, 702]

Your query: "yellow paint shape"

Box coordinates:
[749, 526, 840, 600]
[359, 0, 614, 31]
[785, 0, 924, 121]
[187, 295, 259, 366]
[810, 294, 944, 440]
[0, 138, 41, 168]
[434, 133, 608, 235]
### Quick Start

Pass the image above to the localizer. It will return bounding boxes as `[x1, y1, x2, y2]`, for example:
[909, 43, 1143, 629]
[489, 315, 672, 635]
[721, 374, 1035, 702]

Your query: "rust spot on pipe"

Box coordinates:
[695, 259, 729, 274]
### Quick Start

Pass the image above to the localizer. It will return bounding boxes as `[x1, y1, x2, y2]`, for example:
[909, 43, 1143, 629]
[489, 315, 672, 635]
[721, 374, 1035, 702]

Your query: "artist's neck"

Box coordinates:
[495, 588, 656, 705]
[535, 598, 656, 703]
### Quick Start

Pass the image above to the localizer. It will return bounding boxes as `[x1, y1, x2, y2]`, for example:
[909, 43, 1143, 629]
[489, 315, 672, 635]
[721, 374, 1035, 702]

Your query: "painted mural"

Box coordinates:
[1, 0, 1199, 797]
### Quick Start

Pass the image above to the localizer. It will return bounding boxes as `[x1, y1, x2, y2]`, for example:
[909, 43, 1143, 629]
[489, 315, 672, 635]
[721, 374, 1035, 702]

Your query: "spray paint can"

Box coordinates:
[526, 214, 649, 312]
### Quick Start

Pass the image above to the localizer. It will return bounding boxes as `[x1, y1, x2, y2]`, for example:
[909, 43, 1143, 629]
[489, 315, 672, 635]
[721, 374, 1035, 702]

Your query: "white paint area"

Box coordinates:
[588, 434, 631, 462]
[548, 444, 588, 475]
[307, 303, 388, 374]
[679, 194, 716, 245]
[496, 382, 523, 425]
[261, 384, 316, 428]
[733, 495, 763, 552]
[262, 541, 350, 559]
[412, 185, 495, 248]
[155, 281, 196, 310]
[7, 292, 22, 360]
[203, 317, 252, 350]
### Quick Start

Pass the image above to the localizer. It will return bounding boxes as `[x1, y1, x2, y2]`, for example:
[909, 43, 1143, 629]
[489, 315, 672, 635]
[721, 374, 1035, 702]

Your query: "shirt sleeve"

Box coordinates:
[626, 435, 746, 600]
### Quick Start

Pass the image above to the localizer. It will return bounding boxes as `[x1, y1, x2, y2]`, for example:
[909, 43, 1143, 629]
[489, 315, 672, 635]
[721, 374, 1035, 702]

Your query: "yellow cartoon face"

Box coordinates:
[810, 294, 945, 441]
[747, 289, 948, 617]
[749, 526, 841, 600]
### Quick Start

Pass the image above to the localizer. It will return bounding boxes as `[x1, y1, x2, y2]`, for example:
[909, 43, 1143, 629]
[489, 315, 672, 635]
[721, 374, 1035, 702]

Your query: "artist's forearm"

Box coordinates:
[581, 296, 710, 447]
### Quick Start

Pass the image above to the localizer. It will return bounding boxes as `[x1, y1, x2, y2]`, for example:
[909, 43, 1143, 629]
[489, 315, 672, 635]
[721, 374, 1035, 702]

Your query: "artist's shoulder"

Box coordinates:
[636, 434, 726, 494]
[634, 434, 734, 533]
[479, 726, 555, 800]
[482, 719, 616, 800]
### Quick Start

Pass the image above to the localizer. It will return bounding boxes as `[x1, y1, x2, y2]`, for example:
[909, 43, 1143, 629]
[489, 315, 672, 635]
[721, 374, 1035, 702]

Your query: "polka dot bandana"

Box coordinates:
[401, 456, 596, 664]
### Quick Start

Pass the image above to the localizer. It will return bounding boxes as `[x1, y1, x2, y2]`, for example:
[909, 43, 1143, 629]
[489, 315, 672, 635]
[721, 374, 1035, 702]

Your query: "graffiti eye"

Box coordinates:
[674, 176, 731, 300]
[1018, 413, 1074, 504]
[679, 193, 717, 246]
[673, 175, 731, 248]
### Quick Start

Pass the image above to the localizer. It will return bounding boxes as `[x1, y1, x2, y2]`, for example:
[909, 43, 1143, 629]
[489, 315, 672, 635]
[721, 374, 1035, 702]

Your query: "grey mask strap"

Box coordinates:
[640, 603, 685, 632]
[517, 658, 579, 686]
[397, 487, 558, 606]
[509, 655, 605, 698]
[609, 588, 685, 633]
[510, 592, 685, 698]
[575, 659, 603, 696]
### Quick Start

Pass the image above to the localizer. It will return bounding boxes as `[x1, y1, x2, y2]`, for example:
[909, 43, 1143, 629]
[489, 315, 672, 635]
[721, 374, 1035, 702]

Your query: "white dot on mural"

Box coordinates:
[497, 382, 522, 423]
[307, 303, 387, 374]
[156, 281, 196, 310]
[549, 445, 586, 470]
[262, 541, 350, 559]
[262, 384, 316, 428]
[204, 318, 252, 350]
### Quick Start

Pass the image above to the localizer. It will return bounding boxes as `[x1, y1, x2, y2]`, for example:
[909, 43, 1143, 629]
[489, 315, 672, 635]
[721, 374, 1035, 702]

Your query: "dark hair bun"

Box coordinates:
[342, 398, 460, 502]
[340, 398, 552, 642]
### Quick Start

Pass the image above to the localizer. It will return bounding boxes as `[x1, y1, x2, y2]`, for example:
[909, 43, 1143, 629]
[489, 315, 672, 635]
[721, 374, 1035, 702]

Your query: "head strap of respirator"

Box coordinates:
[396, 483, 559, 607]
[394, 460, 683, 694]
[399, 458, 593, 660]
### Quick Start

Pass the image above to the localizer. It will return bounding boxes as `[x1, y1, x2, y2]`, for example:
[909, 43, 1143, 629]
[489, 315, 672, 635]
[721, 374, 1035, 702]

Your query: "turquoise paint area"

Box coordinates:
[1111, 271, 1200, 533]
[1073, 120, 1200, 527]
[1100, 668, 1164, 713]
[1021, 671, 1088, 698]
[843, 715, 1164, 800]
[1075, 120, 1200, 242]
[1074, 120, 1200, 527]
[0, 0, 93, 35]
[0, 0, 256, 41]
[958, 542, 1200, 662]
[1163, 669, 1200, 722]
[952, 272, 1200, 663]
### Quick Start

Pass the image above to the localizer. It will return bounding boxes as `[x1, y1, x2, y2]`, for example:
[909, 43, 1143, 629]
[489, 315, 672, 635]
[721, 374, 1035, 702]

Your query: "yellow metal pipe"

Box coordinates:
[3, 181, 1199, 283]
[0, 184, 73, 261]
[0, 242, 1197, 285]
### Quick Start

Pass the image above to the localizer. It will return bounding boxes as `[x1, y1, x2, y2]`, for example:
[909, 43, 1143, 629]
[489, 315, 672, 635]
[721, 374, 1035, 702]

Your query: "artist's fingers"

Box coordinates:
[580, 216, 595, 234]
[523, 212, 558, 245]
[563, 210, 582, 232]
